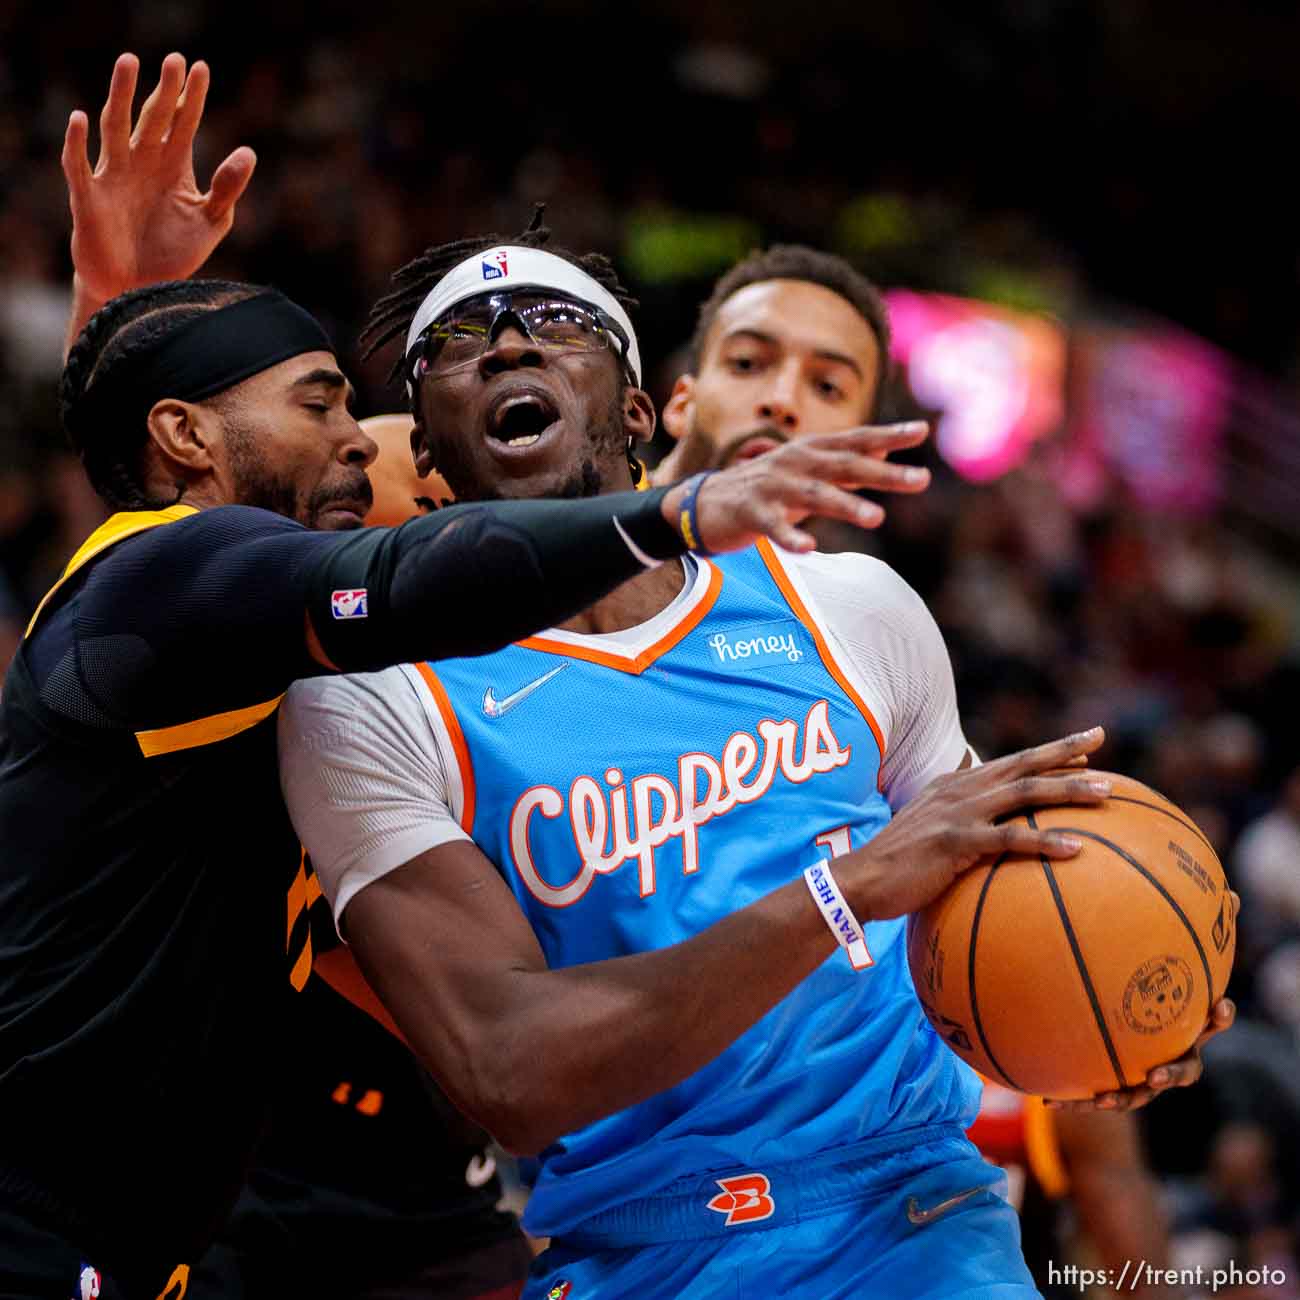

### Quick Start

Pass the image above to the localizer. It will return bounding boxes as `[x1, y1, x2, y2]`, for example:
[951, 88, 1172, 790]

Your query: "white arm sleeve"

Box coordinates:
[786, 549, 969, 810]
[278, 664, 471, 927]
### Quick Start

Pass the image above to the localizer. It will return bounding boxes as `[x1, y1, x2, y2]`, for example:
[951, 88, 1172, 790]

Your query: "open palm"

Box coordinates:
[62, 52, 255, 305]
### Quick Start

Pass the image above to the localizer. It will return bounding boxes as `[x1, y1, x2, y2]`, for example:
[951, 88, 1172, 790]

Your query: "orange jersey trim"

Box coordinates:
[517, 560, 723, 676]
[754, 540, 887, 775]
[413, 662, 476, 831]
[134, 692, 284, 758]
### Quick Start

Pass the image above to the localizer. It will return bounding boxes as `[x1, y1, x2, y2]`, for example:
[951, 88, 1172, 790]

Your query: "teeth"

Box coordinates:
[506, 435, 541, 447]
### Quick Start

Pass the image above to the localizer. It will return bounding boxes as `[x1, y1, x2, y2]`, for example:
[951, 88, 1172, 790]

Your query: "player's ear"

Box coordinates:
[661, 374, 695, 442]
[411, 417, 443, 480]
[145, 398, 217, 477]
[623, 386, 656, 446]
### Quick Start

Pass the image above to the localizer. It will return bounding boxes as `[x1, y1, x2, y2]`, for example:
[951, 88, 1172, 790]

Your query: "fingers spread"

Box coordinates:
[166, 60, 211, 159]
[133, 52, 187, 149]
[61, 111, 93, 200]
[803, 422, 930, 455]
[796, 449, 930, 494]
[770, 477, 886, 532]
[99, 52, 140, 168]
[205, 147, 257, 223]
[991, 727, 1106, 780]
[960, 822, 1084, 862]
[979, 772, 1112, 822]
[1194, 998, 1235, 1048]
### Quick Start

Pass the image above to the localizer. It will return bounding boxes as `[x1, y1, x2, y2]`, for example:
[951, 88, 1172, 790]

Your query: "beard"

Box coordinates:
[224, 423, 372, 530]
[704, 424, 790, 470]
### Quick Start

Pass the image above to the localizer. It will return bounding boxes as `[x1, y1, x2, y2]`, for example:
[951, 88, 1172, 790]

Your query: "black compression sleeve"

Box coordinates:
[307, 485, 686, 670]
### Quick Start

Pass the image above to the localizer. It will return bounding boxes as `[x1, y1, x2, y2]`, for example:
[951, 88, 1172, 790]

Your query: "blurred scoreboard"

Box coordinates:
[885, 289, 1231, 514]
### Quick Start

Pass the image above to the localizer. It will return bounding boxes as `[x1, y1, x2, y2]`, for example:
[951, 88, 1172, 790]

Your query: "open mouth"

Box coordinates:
[487, 392, 561, 449]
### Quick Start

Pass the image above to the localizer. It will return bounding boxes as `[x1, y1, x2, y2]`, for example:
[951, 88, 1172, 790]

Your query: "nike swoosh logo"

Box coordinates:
[906, 1185, 984, 1226]
[482, 664, 568, 719]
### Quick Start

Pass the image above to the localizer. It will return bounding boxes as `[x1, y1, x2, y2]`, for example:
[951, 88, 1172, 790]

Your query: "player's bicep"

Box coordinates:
[341, 841, 549, 1097]
[278, 667, 468, 922]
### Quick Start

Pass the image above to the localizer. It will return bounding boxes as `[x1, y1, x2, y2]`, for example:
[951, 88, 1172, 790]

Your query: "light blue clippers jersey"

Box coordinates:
[421, 542, 979, 1237]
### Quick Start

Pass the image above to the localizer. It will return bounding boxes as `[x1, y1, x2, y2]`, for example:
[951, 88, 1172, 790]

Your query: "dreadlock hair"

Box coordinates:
[60, 279, 263, 511]
[687, 245, 892, 415]
[362, 207, 640, 396]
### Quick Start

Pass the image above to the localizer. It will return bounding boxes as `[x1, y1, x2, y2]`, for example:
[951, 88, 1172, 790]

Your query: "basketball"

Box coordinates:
[906, 771, 1237, 1099]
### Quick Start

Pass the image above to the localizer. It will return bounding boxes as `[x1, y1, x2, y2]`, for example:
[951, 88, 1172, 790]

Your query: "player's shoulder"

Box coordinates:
[91, 503, 306, 574]
[283, 664, 421, 736]
[782, 546, 927, 619]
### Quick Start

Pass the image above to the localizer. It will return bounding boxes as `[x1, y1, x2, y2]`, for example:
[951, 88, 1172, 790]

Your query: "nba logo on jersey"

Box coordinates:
[481, 249, 509, 280]
[77, 1265, 101, 1300]
[330, 589, 368, 620]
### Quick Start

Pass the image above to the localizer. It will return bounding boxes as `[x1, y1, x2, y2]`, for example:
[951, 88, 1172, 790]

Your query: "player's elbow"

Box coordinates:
[463, 1067, 568, 1157]
[420, 1024, 564, 1156]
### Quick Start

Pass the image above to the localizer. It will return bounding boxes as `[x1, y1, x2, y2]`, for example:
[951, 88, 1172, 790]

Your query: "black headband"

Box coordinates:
[79, 291, 334, 427]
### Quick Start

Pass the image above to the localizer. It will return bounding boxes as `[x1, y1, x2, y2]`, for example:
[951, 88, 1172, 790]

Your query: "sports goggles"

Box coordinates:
[408, 290, 634, 385]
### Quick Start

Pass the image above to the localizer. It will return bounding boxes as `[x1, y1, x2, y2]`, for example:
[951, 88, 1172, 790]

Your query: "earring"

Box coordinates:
[626, 437, 644, 486]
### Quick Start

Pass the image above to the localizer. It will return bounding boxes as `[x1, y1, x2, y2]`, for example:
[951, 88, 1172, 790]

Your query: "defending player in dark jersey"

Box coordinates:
[0, 64, 924, 1300]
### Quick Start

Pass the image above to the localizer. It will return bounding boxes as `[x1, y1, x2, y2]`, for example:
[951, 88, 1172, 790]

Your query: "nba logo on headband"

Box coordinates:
[481, 250, 509, 281]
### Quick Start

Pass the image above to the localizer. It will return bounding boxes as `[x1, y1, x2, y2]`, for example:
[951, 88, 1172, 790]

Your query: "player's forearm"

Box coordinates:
[349, 877, 837, 1156]
[307, 489, 685, 671]
[1075, 1169, 1174, 1297]
[64, 274, 108, 359]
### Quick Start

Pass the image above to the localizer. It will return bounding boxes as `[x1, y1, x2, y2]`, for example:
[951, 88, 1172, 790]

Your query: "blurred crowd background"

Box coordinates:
[2, 1, 1298, 1294]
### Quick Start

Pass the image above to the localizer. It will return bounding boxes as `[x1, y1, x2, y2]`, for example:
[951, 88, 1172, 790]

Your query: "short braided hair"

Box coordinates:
[60, 279, 262, 510]
[362, 208, 639, 392]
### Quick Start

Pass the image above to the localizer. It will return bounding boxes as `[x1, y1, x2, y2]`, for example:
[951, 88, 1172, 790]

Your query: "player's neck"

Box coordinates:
[555, 560, 688, 636]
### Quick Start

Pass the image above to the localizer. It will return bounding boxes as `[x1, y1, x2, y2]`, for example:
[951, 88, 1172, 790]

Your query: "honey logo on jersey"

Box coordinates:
[482, 249, 509, 280]
[706, 620, 806, 671]
[509, 698, 851, 907]
[545, 1282, 573, 1300]
[707, 1172, 776, 1225]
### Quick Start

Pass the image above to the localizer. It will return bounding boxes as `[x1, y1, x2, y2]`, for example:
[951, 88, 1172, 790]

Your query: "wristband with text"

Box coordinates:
[803, 860, 874, 971]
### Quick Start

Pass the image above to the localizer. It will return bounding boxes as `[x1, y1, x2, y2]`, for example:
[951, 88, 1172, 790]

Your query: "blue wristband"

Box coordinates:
[676, 471, 717, 555]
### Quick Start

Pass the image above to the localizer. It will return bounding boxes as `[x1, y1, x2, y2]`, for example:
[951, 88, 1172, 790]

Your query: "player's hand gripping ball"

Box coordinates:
[907, 772, 1236, 1099]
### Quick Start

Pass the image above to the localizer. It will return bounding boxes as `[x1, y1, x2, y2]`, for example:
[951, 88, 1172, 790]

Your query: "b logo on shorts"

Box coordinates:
[706, 1172, 775, 1225]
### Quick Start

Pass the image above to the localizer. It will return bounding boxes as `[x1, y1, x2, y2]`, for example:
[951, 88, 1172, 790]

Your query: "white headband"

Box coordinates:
[404, 245, 642, 387]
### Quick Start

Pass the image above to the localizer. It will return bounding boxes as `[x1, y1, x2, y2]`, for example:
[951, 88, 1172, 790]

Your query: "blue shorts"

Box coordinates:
[523, 1124, 1040, 1300]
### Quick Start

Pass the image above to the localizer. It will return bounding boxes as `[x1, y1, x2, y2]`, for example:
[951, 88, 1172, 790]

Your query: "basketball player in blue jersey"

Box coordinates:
[68, 55, 1230, 1296]
[271, 228, 1232, 1298]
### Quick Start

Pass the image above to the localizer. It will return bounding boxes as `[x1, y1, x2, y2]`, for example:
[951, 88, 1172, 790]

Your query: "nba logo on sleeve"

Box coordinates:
[330, 588, 368, 620]
[481, 250, 509, 280]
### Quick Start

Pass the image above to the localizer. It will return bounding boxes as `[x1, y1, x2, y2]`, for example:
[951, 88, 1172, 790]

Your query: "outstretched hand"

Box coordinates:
[660, 422, 933, 554]
[62, 52, 255, 348]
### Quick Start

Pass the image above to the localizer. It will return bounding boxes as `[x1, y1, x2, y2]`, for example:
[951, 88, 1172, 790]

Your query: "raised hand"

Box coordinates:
[837, 729, 1110, 922]
[61, 52, 256, 349]
[660, 422, 932, 554]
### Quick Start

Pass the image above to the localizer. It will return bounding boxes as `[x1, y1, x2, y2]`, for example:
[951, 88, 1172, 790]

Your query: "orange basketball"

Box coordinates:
[906, 771, 1236, 1099]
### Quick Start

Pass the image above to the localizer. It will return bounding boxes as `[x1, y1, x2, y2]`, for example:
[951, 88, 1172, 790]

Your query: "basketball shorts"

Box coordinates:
[523, 1124, 1042, 1300]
